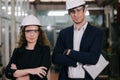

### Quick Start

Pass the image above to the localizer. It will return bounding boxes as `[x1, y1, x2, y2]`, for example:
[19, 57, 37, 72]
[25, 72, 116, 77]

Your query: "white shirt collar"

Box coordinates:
[74, 22, 88, 31]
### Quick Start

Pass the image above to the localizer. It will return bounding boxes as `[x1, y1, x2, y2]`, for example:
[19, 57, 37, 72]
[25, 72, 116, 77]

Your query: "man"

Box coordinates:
[52, 0, 104, 80]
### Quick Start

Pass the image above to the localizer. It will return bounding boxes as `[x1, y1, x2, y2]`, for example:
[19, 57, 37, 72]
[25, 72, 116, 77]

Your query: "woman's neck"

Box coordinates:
[26, 42, 36, 50]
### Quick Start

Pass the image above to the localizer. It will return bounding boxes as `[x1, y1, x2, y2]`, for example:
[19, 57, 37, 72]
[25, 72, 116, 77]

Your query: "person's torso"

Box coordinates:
[16, 48, 43, 69]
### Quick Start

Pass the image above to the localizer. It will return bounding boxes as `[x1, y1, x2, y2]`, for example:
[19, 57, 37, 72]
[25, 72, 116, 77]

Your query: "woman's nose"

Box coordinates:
[30, 31, 34, 36]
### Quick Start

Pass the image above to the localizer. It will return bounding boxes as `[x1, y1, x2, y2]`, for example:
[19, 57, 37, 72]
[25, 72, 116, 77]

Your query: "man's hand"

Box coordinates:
[63, 49, 71, 55]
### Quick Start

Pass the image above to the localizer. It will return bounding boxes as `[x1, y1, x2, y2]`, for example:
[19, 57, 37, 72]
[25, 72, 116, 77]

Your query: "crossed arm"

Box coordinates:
[11, 64, 47, 80]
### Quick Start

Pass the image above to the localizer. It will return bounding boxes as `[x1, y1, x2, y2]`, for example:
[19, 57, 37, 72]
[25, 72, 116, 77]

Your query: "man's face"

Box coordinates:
[69, 6, 86, 24]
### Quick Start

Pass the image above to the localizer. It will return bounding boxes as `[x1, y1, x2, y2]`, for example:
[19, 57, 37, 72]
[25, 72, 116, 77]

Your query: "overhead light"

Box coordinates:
[8, 11, 28, 16]
[114, 9, 117, 15]
[29, 0, 35, 1]
[85, 0, 95, 1]
[40, 0, 50, 2]
[4, 0, 94, 2]
[25, 0, 35, 2]
[47, 26, 53, 31]
[85, 10, 90, 16]
[40, 0, 65, 2]
[40, 0, 94, 2]
[2, 6, 6, 10]
[48, 11, 68, 16]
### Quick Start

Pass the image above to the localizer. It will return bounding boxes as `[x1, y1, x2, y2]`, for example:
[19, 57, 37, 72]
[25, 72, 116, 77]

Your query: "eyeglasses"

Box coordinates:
[25, 30, 39, 33]
[69, 6, 84, 14]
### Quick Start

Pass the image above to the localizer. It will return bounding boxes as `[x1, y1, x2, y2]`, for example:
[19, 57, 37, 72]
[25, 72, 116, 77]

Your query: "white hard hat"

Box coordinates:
[66, 0, 86, 10]
[20, 15, 41, 27]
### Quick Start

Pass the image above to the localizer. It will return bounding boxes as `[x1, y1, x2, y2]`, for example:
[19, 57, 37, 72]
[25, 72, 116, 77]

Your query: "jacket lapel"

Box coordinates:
[80, 23, 91, 50]
[69, 25, 74, 50]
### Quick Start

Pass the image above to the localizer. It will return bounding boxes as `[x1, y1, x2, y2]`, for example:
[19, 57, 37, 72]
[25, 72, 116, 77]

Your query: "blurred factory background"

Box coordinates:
[0, 0, 120, 80]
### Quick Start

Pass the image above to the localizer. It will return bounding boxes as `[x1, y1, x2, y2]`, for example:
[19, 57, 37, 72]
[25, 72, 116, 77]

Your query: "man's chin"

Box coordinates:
[74, 21, 81, 24]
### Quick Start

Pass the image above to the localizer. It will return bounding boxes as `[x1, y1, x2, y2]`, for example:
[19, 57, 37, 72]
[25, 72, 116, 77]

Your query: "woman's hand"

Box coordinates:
[29, 66, 47, 78]
[11, 63, 17, 69]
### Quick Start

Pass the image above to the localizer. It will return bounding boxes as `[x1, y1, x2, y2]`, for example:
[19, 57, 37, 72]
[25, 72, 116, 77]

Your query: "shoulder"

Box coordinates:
[13, 48, 20, 52]
[59, 25, 73, 35]
[61, 25, 73, 32]
[88, 23, 104, 34]
[41, 45, 50, 49]
[37, 45, 50, 51]
[39, 45, 50, 54]
[11, 48, 21, 56]
[13, 47, 25, 54]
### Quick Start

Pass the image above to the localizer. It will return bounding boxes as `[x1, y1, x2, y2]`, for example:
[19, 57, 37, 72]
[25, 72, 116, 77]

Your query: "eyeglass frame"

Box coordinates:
[24, 29, 40, 34]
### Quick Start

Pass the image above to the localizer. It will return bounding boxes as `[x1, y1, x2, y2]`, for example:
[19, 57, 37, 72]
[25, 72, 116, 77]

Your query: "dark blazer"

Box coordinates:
[52, 23, 104, 80]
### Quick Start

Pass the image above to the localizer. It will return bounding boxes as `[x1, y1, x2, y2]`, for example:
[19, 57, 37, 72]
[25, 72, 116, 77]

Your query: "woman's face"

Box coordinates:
[24, 25, 39, 44]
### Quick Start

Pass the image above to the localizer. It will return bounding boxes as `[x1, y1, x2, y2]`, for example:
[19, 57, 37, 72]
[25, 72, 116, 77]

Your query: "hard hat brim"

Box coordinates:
[68, 4, 88, 10]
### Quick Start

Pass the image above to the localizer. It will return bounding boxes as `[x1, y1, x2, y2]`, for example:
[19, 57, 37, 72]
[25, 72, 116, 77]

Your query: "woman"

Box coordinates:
[5, 15, 51, 80]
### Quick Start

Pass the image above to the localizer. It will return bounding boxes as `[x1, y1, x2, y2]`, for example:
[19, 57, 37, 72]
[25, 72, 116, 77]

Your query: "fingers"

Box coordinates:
[40, 69, 46, 76]
[11, 63, 17, 69]
[63, 49, 68, 54]
[36, 67, 47, 78]
[37, 73, 44, 78]
[40, 66, 47, 70]
[63, 49, 71, 55]
[29, 66, 48, 78]
[37, 72, 46, 78]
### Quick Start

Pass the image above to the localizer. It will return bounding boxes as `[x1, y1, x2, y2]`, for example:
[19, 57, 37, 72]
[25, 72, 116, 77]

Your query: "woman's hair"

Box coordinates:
[17, 25, 50, 48]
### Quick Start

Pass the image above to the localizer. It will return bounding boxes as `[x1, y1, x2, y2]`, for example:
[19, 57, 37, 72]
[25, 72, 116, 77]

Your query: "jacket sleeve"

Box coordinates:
[52, 31, 77, 67]
[68, 29, 104, 65]
[5, 48, 18, 79]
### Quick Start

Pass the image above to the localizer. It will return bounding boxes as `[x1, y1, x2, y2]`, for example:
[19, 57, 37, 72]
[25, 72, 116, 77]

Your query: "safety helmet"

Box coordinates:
[20, 15, 41, 27]
[66, 0, 86, 10]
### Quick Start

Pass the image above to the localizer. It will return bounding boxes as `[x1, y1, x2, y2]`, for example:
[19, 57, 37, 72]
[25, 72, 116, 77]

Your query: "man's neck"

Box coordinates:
[74, 20, 87, 30]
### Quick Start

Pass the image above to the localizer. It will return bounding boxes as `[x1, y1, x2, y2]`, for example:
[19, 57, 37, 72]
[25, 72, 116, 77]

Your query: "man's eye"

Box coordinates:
[69, 10, 75, 13]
